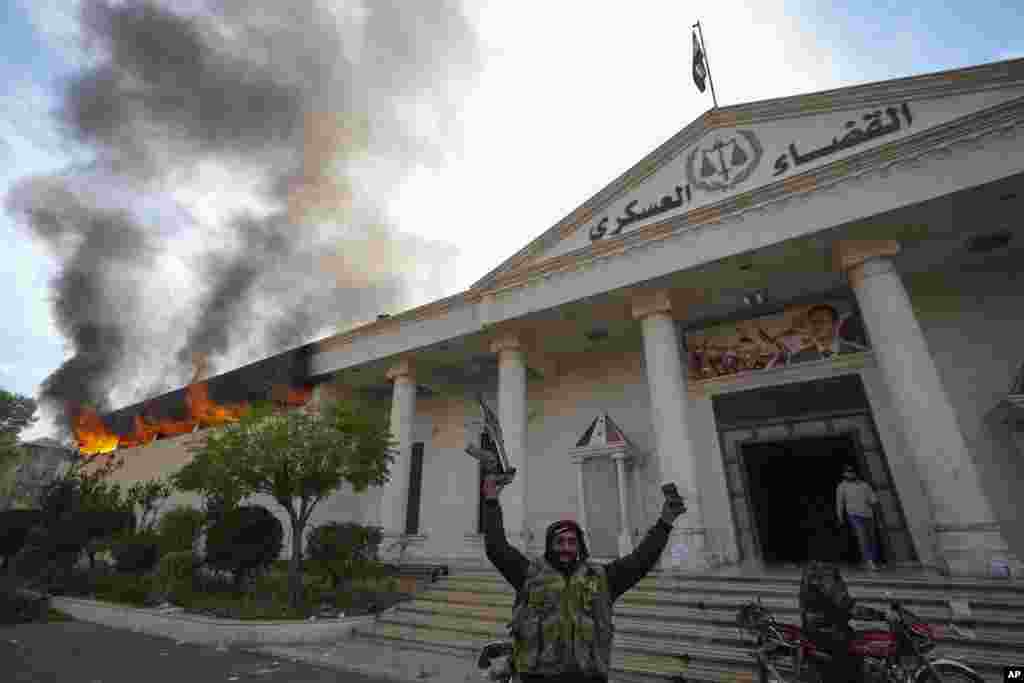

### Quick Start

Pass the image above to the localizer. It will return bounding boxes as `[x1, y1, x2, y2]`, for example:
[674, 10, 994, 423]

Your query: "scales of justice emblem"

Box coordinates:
[685, 129, 763, 193]
[464, 393, 517, 487]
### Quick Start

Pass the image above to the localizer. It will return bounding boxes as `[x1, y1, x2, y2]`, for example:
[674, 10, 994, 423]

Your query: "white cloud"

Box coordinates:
[387, 1, 844, 293]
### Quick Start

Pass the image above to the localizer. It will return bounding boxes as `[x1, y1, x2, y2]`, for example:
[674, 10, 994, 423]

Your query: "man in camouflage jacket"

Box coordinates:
[800, 557, 884, 683]
[481, 475, 685, 683]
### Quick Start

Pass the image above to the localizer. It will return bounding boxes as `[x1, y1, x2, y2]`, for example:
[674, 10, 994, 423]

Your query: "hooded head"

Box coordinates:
[544, 518, 589, 574]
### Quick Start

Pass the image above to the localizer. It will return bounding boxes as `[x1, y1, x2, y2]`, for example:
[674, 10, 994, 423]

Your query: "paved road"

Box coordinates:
[1, 621, 394, 683]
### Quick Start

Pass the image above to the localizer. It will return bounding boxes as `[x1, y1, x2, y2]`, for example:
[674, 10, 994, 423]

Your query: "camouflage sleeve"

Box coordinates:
[604, 518, 672, 603]
[483, 499, 530, 593]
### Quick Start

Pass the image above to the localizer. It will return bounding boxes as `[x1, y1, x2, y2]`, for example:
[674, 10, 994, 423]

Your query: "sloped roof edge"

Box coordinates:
[469, 57, 1024, 291]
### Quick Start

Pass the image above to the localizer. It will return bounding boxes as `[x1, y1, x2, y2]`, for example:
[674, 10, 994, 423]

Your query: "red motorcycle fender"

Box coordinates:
[912, 658, 980, 682]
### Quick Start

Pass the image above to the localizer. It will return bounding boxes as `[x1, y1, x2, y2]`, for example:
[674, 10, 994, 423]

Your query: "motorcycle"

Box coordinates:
[477, 640, 515, 682]
[735, 595, 984, 682]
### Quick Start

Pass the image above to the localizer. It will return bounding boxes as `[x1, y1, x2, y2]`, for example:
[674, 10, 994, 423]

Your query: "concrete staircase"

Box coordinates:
[350, 563, 1024, 682]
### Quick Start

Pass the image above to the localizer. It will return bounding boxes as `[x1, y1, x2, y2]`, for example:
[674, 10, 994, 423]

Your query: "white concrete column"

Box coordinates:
[491, 333, 528, 551]
[613, 454, 634, 557]
[575, 458, 590, 551]
[379, 359, 416, 545]
[632, 289, 705, 571]
[837, 240, 1013, 576]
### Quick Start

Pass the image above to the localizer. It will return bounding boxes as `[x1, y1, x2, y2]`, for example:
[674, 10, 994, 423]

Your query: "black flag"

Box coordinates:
[692, 31, 707, 93]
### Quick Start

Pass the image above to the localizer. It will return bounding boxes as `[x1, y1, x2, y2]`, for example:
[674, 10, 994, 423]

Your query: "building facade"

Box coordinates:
[107, 58, 1024, 578]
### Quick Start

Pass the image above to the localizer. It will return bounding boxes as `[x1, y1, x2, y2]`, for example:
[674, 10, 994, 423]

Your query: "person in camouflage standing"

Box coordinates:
[800, 544, 885, 683]
[481, 475, 686, 683]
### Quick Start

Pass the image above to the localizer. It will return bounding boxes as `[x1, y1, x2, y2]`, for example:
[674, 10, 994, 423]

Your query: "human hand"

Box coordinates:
[660, 483, 686, 525]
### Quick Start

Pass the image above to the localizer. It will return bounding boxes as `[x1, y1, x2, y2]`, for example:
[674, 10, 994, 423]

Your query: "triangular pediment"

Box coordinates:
[571, 412, 639, 459]
[472, 58, 1024, 290]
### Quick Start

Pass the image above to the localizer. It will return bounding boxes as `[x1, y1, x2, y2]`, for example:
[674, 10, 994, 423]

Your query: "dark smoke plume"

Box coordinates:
[6, 0, 480, 437]
[5, 174, 159, 429]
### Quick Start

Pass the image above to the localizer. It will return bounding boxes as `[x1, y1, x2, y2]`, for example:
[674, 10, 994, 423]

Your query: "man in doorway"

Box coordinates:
[481, 475, 685, 682]
[790, 304, 868, 363]
[836, 464, 882, 571]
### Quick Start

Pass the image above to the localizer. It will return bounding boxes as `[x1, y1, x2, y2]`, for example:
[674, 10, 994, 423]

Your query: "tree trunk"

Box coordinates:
[288, 520, 305, 611]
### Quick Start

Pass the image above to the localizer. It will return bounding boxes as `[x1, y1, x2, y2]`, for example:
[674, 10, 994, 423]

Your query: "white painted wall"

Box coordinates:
[523, 349, 661, 557]
[904, 265, 1024, 563]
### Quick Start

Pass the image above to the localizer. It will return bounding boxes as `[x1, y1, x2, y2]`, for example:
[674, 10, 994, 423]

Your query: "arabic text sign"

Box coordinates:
[770, 103, 913, 178]
[589, 103, 913, 243]
[684, 301, 869, 382]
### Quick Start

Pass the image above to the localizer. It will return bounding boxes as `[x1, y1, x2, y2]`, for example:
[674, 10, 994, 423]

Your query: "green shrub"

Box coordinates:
[80, 510, 136, 540]
[156, 506, 205, 555]
[11, 523, 84, 588]
[80, 510, 136, 569]
[306, 522, 382, 589]
[90, 572, 156, 607]
[204, 505, 283, 588]
[154, 550, 198, 600]
[0, 510, 44, 569]
[112, 533, 160, 574]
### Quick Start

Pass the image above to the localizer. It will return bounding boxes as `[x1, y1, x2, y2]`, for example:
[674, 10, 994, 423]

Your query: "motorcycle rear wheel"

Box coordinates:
[914, 661, 985, 682]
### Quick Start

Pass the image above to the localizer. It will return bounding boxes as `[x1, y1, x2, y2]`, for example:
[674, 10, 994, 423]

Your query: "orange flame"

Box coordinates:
[74, 381, 315, 452]
[186, 382, 251, 428]
[117, 414, 159, 449]
[74, 406, 120, 455]
[271, 383, 314, 407]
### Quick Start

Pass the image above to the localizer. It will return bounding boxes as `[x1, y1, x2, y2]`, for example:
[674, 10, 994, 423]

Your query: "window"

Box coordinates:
[405, 442, 425, 535]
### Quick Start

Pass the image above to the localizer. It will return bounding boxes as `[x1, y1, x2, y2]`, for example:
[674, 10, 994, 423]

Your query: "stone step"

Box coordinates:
[379, 602, 1024, 661]
[392, 600, 1024, 651]
[413, 584, 1024, 630]
[355, 622, 1012, 680]
[357, 624, 745, 682]
[379, 566, 1023, 680]
[439, 574, 1024, 609]
[449, 565, 1024, 592]
[619, 588, 1024, 621]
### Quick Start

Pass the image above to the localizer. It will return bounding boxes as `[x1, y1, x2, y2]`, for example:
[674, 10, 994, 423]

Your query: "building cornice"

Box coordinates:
[479, 94, 1024, 296]
[312, 89, 1024, 364]
[470, 58, 1024, 290]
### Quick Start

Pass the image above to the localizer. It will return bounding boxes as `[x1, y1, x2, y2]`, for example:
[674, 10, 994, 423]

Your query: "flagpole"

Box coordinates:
[693, 21, 719, 109]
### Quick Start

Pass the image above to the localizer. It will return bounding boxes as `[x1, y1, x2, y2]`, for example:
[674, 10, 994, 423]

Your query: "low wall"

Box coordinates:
[52, 596, 375, 647]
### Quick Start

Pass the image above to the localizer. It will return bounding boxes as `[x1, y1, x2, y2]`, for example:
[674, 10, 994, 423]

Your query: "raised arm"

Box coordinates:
[481, 476, 529, 593]
[605, 485, 686, 602]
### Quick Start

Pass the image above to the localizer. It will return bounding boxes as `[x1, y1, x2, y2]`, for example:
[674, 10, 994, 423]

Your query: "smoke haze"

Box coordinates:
[5, 0, 479, 435]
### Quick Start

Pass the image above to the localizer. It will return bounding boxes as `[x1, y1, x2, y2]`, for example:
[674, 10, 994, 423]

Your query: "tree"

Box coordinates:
[126, 478, 173, 532]
[0, 390, 37, 446]
[173, 398, 395, 609]
[0, 389, 39, 505]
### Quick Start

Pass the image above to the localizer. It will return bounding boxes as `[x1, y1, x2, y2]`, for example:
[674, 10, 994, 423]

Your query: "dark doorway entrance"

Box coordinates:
[742, 435, 867, 566]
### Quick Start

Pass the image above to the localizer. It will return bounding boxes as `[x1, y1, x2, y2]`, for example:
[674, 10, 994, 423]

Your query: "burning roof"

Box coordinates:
[75, 344, 316, 454]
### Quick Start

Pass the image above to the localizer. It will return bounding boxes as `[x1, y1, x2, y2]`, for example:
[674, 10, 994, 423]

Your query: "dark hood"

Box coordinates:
[544, 518, 589, 575]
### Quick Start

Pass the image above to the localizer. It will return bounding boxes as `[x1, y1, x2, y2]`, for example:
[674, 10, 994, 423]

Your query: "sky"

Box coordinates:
[2, 0, 1022, 443]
